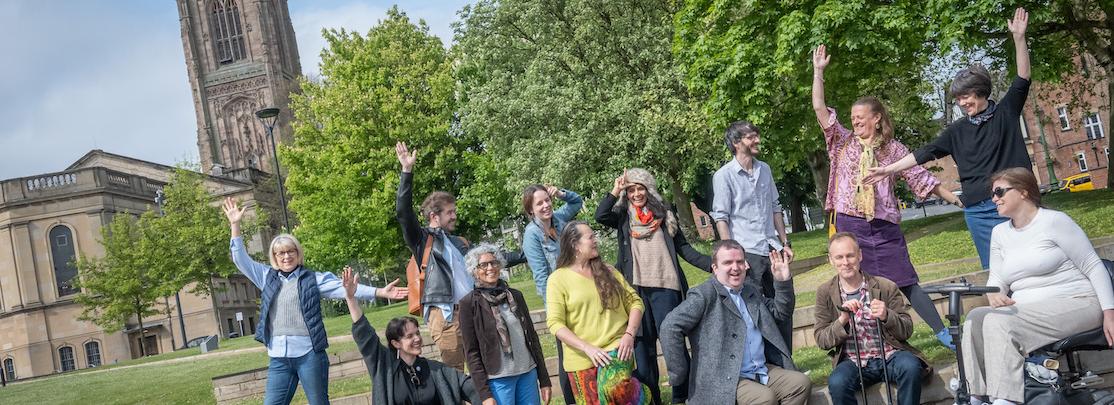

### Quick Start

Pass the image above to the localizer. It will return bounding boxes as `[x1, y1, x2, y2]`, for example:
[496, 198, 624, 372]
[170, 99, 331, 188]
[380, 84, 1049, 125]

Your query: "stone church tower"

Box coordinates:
[176, 0, 302, 175]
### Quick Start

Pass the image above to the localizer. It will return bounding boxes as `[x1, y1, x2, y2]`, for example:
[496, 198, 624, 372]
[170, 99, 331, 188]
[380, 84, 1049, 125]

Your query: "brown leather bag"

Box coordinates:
[406, 234, 434, 316]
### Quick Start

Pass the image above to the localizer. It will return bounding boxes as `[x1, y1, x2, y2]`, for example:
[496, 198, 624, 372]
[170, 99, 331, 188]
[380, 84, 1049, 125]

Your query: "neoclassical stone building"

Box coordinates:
[1, 0, 305, 381]
[0, 151, 275, 380]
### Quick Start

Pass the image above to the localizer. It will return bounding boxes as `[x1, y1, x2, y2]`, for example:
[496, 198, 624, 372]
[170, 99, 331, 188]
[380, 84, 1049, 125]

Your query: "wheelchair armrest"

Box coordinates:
[1040, 328, 1111, 354]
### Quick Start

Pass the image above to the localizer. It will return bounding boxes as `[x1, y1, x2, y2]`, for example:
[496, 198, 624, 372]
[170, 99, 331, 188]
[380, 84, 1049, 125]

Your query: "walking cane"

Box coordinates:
[870, 304, 895, 405]
[840, 306, 868, 405]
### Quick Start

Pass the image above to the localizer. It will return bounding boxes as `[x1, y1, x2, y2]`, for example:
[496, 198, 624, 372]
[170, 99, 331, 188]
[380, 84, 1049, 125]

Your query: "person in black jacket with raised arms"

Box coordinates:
[343, 267, 479, 405]
[394, 141, 525, 371]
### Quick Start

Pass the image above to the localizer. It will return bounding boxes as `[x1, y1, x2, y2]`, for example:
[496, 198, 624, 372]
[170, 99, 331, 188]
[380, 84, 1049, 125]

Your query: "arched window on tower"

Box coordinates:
[210, 0, 246, 65]
[49, 226, 79, 297]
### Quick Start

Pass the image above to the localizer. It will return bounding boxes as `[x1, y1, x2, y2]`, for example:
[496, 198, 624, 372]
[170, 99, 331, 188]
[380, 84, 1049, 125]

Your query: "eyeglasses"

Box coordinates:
[477, 261, 501, 270]
[992, 187, 1014, 198]
[274, 250, 298, 257]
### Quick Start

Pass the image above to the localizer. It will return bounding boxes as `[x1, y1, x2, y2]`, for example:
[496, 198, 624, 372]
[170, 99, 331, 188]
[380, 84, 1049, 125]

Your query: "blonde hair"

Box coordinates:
[268, 233, 304, 268]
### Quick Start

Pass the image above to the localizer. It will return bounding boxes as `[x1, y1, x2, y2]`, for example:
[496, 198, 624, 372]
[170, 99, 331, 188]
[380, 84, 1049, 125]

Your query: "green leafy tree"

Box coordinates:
[74, 211, 163, 356]
[282, 7, 499, 275]
[454, 0, 720, 236]
[926, 0, 1112, 187]
[674, 0, 939, 214]
[149, 167, 248, 297]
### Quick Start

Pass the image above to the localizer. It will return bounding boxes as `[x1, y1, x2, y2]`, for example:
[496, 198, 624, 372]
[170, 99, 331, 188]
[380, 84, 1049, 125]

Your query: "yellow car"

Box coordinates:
[1059, 174, 1094, 192]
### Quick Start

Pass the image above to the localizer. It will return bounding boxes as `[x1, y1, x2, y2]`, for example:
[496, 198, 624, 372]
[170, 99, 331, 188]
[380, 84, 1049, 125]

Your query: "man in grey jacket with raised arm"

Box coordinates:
[660, 239, 810, 405]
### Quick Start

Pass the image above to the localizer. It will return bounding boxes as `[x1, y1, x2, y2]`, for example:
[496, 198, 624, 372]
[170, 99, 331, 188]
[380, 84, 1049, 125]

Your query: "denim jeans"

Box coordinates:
[489, 367, 541, 405]
[828, 350, 924, 405]
[964, 198, 1009, 269]
[263, 350, 330, 405]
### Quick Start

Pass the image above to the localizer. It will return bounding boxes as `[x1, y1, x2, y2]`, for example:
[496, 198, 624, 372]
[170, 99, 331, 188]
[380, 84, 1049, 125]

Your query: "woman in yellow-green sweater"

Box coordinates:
[546, 221, 650, 405]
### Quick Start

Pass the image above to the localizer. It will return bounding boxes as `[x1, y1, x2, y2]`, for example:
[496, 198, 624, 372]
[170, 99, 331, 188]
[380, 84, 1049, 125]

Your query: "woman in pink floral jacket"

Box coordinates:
[812, 44, 962, 349]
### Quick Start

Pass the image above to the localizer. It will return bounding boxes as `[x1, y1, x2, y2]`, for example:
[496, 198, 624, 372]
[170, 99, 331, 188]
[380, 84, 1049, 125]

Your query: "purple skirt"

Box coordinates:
[834, 213, 919, 287]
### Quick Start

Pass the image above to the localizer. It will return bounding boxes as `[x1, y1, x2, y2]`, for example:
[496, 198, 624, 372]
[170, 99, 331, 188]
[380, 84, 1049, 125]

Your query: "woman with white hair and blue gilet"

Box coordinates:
[222, 197, 408, 405]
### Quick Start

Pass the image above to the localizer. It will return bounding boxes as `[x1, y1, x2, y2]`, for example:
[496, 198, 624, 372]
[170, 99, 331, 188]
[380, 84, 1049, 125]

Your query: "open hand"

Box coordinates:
[376, 278, 408, 300]
[342, 266, 359, 299]
[222, 197, 245, 224]
[395, 141, 416, 173]
[1008, 7, 1028, 38]
[862, 166, 891, 185]
[813, 44, 831, 71]
[769, 249, 792, 281]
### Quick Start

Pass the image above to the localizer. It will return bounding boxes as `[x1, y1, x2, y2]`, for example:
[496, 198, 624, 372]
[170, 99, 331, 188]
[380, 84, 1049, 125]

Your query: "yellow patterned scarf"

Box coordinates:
[854, 137, 881, 221]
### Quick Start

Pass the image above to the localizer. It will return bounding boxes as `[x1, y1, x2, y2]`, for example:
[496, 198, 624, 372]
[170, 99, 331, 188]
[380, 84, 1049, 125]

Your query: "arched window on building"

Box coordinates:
[210, 0, 246, 64]
[3, 358, 14, 381]
[58, 346, 75, 372]
[85, 341, 101, 368]
[49, 226, 79, 297]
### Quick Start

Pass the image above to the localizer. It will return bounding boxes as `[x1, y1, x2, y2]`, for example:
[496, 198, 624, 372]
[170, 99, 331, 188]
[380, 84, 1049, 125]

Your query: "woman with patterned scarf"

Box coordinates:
[459, 243, 550, 405]
[812, 44, 961, 349]
[595, 168, 711, 405]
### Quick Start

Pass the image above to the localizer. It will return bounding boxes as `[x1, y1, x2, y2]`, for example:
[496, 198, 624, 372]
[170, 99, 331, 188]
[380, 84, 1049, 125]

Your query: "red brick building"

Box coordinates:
[1022, 72, 1111, 189]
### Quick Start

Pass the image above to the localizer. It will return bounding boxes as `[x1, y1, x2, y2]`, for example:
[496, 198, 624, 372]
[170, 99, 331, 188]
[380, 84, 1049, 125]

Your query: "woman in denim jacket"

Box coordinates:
[520, 184, 581, 404]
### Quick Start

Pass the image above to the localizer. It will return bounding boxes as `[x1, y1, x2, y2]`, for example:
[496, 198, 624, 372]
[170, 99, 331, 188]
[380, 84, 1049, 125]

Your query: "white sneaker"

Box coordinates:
[990, 400, 1017, 405]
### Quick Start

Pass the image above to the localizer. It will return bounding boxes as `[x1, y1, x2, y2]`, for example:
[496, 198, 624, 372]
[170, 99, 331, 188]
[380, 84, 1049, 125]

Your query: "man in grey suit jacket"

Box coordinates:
[660, 239, 811, 404]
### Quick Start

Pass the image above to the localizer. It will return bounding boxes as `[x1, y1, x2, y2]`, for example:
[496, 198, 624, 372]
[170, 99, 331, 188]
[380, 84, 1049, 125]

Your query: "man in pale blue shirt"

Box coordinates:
[711, 120, 795, 346]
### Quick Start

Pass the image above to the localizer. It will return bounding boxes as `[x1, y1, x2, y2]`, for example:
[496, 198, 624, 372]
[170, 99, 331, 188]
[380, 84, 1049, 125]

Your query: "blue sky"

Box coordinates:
[0, 0, 470, 179]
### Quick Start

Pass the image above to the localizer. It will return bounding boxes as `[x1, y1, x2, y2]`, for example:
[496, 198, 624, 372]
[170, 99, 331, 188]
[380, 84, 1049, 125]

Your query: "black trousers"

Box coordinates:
[633, 286, 687, 404]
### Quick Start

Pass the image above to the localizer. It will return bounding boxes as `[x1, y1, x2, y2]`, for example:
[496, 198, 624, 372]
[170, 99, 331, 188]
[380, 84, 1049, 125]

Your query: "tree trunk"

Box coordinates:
[805, 149, 830, 206]
[135, 300, 147, 357]
[787, 194, 808, 232]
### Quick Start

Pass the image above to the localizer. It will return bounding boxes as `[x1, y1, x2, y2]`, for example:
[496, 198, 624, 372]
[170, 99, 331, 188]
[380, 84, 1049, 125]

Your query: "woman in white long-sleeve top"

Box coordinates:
[222, 197, 407, 405]
[961, 168, 1114, 405]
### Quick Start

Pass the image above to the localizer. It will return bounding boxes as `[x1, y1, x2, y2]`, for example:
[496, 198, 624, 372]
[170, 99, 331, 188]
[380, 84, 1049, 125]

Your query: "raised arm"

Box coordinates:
[550, 186, 584, 221]
[223, 197, 269, 288]
[345, 268, 387, 372]
[394, 142, 424, 254]
[1009, 8, 1030, 80]
[812, 44, 833, 126]
[595, 173, 627, 229]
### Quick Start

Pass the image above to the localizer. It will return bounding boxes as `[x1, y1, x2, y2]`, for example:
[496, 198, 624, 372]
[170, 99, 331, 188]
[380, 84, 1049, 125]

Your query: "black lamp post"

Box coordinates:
[254, 107, 290, 230]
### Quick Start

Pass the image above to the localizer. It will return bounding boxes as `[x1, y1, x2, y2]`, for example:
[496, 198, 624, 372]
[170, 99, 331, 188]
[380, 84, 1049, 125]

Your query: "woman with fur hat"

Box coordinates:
[595, 168, 712, 405]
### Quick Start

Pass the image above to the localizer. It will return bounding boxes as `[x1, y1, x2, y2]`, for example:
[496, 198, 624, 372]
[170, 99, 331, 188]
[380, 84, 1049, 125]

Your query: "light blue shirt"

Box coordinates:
[711, 158, 783, 256]
[728, 288, 769, 384]
[230, 237, 378, 358]
[422, 232, 471, 323]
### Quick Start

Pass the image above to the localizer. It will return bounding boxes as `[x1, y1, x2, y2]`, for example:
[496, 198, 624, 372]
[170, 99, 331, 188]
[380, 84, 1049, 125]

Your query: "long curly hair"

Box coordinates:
[555, 221, 625, 310]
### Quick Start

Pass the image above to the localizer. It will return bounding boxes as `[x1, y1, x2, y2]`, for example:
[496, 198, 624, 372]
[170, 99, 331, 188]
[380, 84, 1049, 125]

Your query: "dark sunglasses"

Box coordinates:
[992, 187, 1014, 198]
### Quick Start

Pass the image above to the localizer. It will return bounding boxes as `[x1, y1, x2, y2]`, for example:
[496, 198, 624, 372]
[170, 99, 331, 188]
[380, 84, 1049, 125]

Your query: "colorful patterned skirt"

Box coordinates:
[566, 350, 651, 405]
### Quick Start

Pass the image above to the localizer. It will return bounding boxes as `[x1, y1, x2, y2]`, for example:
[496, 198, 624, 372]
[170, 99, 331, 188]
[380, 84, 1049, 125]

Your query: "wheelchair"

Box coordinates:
[923, 259, 1114, 405]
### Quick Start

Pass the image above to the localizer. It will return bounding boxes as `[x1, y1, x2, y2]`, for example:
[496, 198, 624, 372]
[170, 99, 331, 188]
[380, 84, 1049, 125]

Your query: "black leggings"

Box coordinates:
[899, 283, 946, 333]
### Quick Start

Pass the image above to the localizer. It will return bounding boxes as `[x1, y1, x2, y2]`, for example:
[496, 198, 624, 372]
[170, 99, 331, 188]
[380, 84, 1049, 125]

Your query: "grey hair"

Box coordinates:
[268, 233, 304, 268]
[464, 243, 506, 272]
